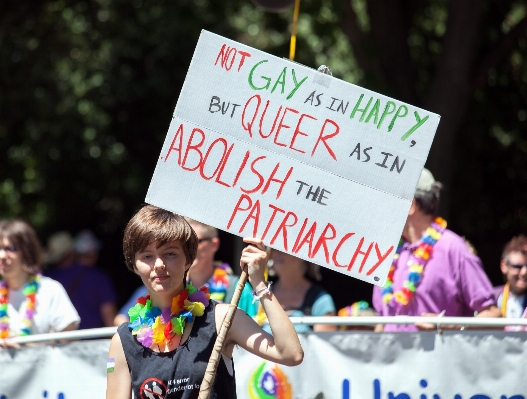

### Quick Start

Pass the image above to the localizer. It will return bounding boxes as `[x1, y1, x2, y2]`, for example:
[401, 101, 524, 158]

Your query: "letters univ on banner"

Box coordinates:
[145, 30, 440, 286]
[1, 332, 526, 399]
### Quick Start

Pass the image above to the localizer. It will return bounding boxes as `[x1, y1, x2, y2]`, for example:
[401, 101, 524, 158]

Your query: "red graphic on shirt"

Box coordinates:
[140, 377, 167, 399]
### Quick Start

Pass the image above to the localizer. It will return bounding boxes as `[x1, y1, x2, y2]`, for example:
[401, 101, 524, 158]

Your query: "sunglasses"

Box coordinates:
[0, 246, 19, 253]
[507, 261, 527, 270]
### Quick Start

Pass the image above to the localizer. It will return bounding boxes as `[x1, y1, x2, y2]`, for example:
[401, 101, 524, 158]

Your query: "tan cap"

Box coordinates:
[45, 231, 74, 264]
[416, 168, 436, 191]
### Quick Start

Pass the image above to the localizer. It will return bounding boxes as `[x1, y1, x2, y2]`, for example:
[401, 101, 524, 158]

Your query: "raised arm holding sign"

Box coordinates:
[106, 206, 303, 399]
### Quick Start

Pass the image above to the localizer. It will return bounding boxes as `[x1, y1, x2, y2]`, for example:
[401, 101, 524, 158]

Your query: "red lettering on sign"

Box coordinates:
[311, 119, 340, 161]
[199, 138, 229, 180]
[261, 204, 285, 241]
[261, 163, 293, 200]
[270, 211, 298, 251]
[347, 237, 373, 272]
[292, 221, 317, 258]
[290, 114, 317, 154]
[259, 100, 282, 139]
[181, 128, 205, 171]
[242, 95, 261, 138]
[164, 123, 185, 164]
[312, 223, 337, 264]
[240, 156, 266, 194]
[240, 199, 261, 237]
[366, 243, 395, 276]
[332, 233, 355, 268]
[227, 194, 252, 230]
[274, 107, 299, 147]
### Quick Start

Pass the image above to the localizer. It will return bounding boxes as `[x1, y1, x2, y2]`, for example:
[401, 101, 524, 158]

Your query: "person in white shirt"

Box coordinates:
[495, 235, 527, 329]
[0, 219, 80, 348]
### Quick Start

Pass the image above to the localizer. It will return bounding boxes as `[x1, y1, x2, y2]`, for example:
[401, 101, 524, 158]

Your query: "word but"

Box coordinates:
[209, 96, 240, 118]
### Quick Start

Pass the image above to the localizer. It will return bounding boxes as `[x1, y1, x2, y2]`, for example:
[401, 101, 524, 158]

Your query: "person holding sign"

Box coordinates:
[372, 169, 501, 332]
[107, 205, 303, 399]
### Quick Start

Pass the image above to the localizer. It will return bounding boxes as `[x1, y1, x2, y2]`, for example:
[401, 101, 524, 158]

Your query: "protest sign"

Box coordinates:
[146, 30, 440, 286]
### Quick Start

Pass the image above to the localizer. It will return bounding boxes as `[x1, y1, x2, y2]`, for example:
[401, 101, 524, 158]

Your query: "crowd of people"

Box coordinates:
[1, 168, 526, 350]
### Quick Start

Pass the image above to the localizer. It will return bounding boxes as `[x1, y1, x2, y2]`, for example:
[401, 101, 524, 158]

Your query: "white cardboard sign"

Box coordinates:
[146, 30, 440, 286]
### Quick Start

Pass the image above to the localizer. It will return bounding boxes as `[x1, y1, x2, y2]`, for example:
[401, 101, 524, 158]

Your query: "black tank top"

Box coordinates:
[117, 300, 237, 399]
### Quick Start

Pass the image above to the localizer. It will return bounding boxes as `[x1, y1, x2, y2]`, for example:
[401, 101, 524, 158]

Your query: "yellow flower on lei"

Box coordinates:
[152, 317, 166, 345]
[185, 299, 205, 317]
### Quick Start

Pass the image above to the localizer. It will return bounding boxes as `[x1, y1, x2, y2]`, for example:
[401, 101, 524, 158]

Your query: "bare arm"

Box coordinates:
[416, 305, 502, 330]
[220, 237, 303, 366]
[313, 311, 338, 332]
[113, 314, 129, 327]
[106, 333, 132, 399]
[475, 305, 501, 319]
[100, 302, 118, 327]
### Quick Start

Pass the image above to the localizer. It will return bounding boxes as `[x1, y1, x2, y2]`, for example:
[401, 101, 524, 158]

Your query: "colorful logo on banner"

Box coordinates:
[248, 361, 292, 399]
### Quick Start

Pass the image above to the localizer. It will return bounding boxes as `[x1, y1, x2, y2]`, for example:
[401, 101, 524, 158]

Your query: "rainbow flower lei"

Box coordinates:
[0, 272, 41, 338]
[128, 282, 210, 348]
[207, 263, 231, 302]
[338, 301, 371, 317]
[382, 217, 447, 306]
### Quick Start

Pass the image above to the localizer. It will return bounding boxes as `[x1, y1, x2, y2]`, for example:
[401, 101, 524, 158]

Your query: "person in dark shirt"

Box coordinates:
[45, 230, 117, 329]
[106, 205, 303, 399]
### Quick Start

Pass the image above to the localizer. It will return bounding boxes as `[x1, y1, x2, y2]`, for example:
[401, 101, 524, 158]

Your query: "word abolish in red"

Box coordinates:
[163, 123, 293, 200]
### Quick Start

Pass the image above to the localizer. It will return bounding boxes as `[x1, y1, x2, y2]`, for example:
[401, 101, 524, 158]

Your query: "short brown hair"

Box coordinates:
[123, 205, 198, 271]
[0, 219, 42, 273]
[184, 217, 218, 239]
[502, 235, 527, 260]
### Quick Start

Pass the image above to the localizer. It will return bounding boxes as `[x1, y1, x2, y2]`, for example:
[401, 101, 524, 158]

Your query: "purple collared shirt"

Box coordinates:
[372, 229, 496, 332]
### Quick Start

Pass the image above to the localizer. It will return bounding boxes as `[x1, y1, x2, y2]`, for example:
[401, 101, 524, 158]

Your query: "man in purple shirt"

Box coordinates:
[372, 169, 501, 332]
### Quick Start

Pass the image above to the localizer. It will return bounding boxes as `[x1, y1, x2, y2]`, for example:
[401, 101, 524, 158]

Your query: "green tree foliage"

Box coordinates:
[1, 0, 526, 305]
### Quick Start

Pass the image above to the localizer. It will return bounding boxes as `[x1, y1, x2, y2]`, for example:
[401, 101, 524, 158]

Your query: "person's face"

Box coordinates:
[0, 236, 27, 283]
[501, 251, 527, 295]
[134, 240, 191, 295]
[189, 224, 218, 270]
[270, 250, 305, 276]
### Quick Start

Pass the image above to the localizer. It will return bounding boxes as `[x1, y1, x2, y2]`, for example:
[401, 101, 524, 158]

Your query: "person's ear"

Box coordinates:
[408, 198, 418, 216]
[500, 259, 509, 275]
[210, 237, 220, 253]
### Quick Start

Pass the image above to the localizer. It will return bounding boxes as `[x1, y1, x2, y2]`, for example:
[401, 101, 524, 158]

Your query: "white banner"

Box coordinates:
[145, 30, 441, 286]
[1, 332, 526, 399]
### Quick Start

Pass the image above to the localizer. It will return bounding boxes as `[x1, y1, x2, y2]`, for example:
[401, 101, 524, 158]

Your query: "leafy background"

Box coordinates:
[1, 0, 526, 309]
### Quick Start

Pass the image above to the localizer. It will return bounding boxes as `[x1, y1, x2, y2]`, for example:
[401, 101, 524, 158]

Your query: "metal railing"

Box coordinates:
[5, 317, 527, 345]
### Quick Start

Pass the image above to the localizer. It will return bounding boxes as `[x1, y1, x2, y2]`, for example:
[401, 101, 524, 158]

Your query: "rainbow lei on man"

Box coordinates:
[128, 282, 210, 348]
[382, 217, 447, 306]
[0, 272, 41, 338]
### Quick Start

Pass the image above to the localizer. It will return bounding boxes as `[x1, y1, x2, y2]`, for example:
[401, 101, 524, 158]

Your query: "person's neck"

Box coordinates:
[188, 261, 215, 288]
[509, 285, 526, 297]
[403, 214, 435, 244]
[149, 286, 185, 309]
[276, 274, 311, 291]
[5, 272, 30, 290]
